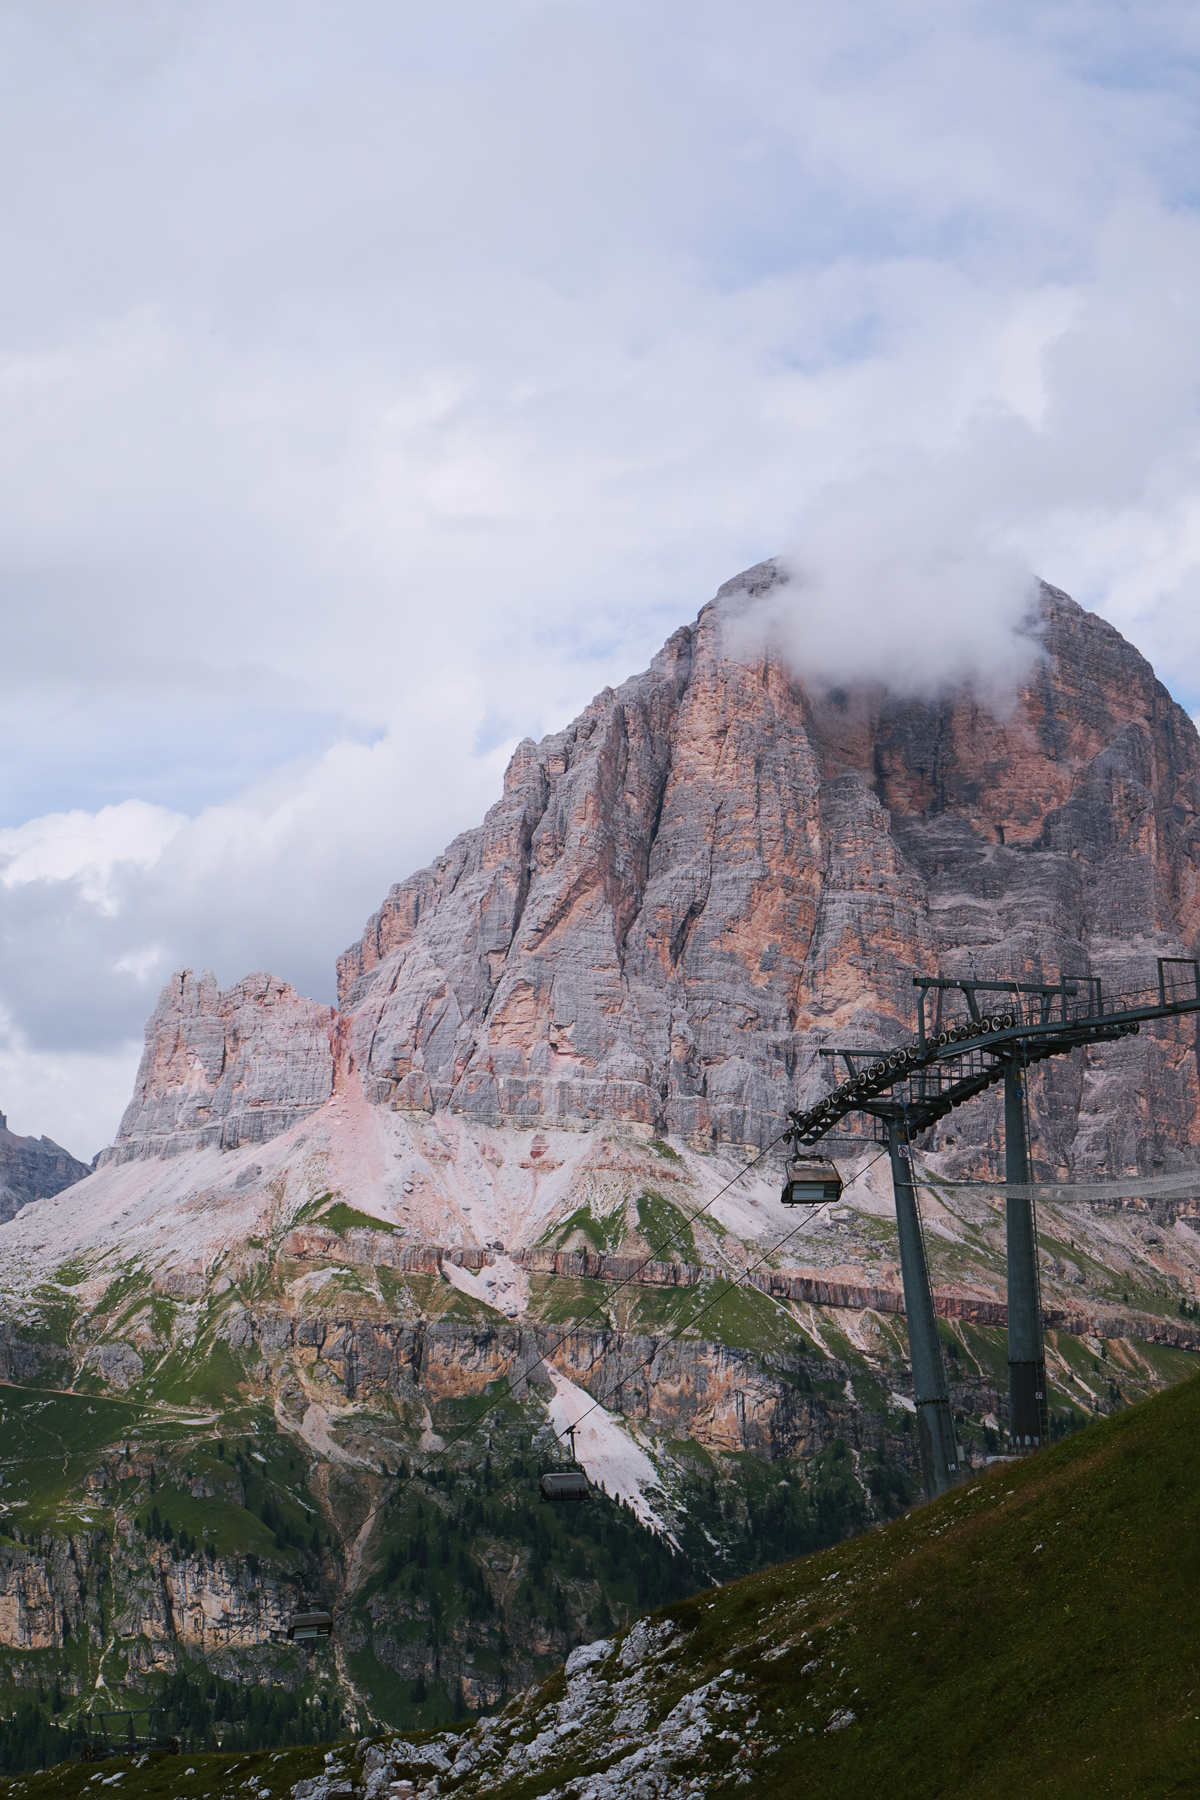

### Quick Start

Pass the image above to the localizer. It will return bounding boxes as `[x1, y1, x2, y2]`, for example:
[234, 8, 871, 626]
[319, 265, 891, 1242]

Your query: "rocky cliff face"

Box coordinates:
[101, 969, 339, 1165]
[80, 566, 1200, 1181]
[335, 568, 1200, 1175]
[0, 1111, 89, 1224]
[0, 1530, 307, 1672]
[220, 1306, 858, 1464]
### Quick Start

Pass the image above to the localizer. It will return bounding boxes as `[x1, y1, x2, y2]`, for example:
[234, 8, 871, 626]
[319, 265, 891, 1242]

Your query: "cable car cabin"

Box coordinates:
[287, 1610, 333, 1642]
[540, 1470, 590, 1503]
[780, 1158, 843, 1206]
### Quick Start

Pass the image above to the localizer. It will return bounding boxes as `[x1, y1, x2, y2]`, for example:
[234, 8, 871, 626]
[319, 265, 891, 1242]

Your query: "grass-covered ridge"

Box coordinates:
[0, 1739, 339, 1800]
[514, 1371, 1200, 1798]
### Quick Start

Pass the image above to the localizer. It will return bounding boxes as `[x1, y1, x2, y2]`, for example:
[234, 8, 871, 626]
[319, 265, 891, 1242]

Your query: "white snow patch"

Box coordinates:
[546, 1370, 673, 1539]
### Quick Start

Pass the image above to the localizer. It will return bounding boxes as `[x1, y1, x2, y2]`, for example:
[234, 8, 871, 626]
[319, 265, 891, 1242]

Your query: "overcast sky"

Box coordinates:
[3, 1, 1200, 1157]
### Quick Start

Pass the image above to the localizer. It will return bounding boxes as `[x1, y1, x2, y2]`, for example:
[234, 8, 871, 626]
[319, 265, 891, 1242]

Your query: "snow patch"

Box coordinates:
[546, 1370, 673, 1538]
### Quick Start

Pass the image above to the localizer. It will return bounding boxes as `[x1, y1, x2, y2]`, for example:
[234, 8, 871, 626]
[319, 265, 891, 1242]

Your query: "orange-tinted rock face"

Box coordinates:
[336, 566, 1200, 1177]
[103, 968, 337, 1163]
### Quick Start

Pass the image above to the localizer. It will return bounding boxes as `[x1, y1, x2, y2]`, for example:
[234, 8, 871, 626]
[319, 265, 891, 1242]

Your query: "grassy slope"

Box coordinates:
[649, 1370, 1200, 1799]
[0, 1742, 338, 1800]
[2, 1378, 1198, 1797]
[442, 1372, 1200, 1800]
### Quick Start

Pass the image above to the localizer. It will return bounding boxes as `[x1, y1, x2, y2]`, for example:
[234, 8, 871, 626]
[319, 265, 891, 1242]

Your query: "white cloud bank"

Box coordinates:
[2, 2, 1200, 1155]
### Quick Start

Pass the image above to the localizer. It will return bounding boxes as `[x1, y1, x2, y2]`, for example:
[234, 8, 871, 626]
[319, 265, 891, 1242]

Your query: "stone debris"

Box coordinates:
[565, 1636, 615, 1677]
[619, 1618, 675, 1667]
[295, 1620, 769, 1800]
[292, 1750, 356, 1800]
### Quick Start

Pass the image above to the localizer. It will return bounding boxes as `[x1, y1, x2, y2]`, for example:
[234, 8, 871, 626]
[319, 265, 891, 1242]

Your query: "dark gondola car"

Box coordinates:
[539, 1470, 590, 1502]
[287, 1609, 333, 1641]
[780, 1157, 843, 1205]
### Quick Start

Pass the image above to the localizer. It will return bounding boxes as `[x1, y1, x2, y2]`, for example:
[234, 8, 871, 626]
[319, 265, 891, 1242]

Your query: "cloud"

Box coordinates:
[728, 198, 1200, 702]
[728, 461, 1043, 701]
[0, 801, 184, 911]
[0, 698, 515, 1155]
[0, 1006, 141, 1167]
[2, 2, 1200, 1149]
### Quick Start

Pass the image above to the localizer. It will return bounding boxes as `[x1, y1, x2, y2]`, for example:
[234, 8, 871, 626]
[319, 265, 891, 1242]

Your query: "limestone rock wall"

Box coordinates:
[101, 969, 338, 1164]
[0, 1531, 305, 1664]
[0, 1534, 100, 1652]
[221, 1308, 857, 1461]
[338, 568, 1200, 1174]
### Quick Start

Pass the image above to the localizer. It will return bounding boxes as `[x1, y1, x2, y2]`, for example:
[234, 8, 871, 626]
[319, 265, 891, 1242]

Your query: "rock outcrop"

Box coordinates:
[0, 1110, 89, 1223]
[335, 568, 1200, 1174]
[0, 1532, 305, 1664]
[0, 1534, 98, 1650]
[220, 1308, 858, 1461]
[100, 969, 338, 1164]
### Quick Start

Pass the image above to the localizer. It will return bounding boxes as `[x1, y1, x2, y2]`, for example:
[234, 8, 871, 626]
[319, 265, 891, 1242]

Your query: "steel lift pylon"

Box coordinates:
[786, 958, 1200, 1501]
[1003, 1054, 1046, 1449]
[886, 1110, 962, 1498]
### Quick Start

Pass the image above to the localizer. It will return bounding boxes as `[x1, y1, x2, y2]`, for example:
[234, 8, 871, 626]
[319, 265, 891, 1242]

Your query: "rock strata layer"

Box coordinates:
[278, 1229, 1200, 1348]
[220, 1308, 860, 1461]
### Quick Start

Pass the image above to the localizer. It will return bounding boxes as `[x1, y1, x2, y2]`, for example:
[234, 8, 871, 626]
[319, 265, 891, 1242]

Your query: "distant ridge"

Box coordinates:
[0, 1108, 89, 1223]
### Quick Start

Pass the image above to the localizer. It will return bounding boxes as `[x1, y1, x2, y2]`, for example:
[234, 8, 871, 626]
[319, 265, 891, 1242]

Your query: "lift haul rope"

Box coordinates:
[416, 1127, 791, 1474]
[926, 1170, 1200, 1202]
[417, 1138, 896, 1489]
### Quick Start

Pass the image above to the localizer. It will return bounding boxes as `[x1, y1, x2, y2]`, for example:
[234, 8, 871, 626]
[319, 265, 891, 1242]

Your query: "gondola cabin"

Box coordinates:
[780, 1158, 843, 1206]
[287, 1609, 333, 1642]
[540, 1470, 589, 1502]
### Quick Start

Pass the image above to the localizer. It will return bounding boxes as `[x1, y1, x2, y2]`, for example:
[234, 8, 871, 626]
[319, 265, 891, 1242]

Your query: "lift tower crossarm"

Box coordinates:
[783, 960, 1200, 1148]
[784, 958, 1200, 1498]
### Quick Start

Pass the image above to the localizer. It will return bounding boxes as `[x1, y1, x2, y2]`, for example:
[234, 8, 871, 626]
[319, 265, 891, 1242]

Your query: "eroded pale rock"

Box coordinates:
[337, 571, 1200, 1168]
[101, 969, 336, 1163]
